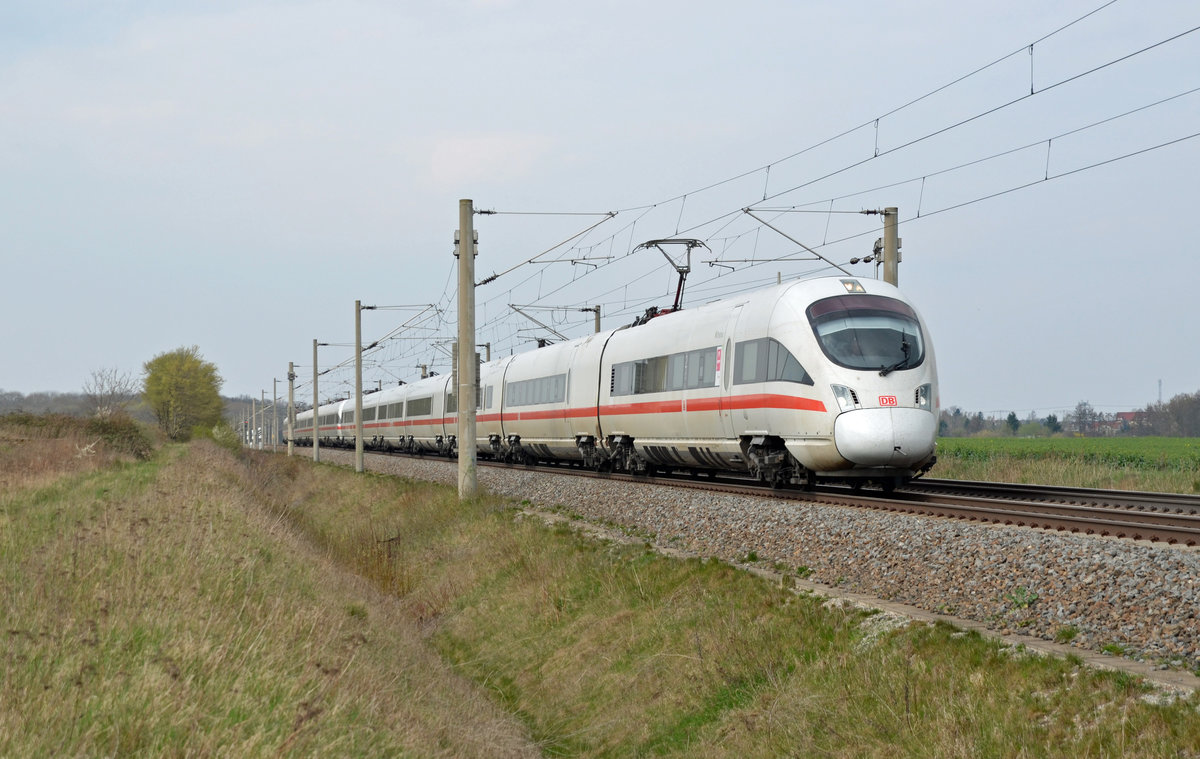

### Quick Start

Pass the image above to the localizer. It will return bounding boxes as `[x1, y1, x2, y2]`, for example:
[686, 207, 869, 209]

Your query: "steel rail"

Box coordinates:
[812, 489, 1200, 546]
[905, 478, 1200, 515]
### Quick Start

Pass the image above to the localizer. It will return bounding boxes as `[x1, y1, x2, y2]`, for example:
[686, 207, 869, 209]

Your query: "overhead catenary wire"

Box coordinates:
[289, 1, 1197, 391]
[474, 212, 618, 287]
[606, 0, 1130, 217]
[665, 19, 1200, 240]
[466, 31, 1200, 337]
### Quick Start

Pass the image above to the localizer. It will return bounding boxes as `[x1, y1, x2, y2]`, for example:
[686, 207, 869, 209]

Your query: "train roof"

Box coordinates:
[306, 276, 918, 411]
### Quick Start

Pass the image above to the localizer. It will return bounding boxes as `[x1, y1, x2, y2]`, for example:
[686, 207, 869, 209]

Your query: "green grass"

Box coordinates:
[935, 437, 1200, 492]
[5, 429, 1200, 757]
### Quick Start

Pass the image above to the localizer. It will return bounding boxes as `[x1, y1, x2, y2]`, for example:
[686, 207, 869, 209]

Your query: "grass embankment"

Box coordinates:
[3, 421, 1199, 756]
[935, 437, 1200, 493]
[1, 424, 536, 756]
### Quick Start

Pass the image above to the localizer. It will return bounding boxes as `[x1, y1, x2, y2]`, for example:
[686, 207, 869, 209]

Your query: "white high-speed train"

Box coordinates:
[294, 276, 938, 488]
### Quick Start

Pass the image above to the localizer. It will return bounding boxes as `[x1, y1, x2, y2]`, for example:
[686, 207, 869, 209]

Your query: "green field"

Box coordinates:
[935, 437, 1200, 493]
[4, 415, 1200, 756]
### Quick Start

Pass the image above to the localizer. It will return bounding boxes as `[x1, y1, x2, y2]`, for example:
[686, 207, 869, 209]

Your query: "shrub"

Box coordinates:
[196, 422, 243, 456]
[83, 414, 154, 459]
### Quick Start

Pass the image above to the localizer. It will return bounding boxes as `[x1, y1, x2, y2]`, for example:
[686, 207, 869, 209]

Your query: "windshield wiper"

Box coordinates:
[879, 335, 911, 377]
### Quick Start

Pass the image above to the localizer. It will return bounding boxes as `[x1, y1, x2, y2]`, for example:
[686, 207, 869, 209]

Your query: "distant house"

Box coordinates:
[1098, 411, 1148, 435]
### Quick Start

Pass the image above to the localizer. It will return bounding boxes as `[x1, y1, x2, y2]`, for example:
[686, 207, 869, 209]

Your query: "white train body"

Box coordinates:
[294, 276, 938, 487]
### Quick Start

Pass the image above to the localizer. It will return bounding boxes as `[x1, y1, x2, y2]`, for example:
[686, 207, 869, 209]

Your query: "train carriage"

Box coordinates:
[404, 374, 452, 454]
[361, 384, 405, 449]
[496, 332, 606, 463]
[598, 297, 742, 471]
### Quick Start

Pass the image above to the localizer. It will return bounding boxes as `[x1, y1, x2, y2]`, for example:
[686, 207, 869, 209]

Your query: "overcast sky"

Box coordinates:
[2, 0, 1197, 418]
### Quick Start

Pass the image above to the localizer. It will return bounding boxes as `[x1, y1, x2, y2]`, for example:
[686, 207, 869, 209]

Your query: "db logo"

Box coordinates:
[879, 395, 898, 406]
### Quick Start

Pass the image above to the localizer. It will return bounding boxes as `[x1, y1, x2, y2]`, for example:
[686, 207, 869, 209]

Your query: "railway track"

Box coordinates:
[312, 446, 1200, 546]
[464, 457, 1200, 546]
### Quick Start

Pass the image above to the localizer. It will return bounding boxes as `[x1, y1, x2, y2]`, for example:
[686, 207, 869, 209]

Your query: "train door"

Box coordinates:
[718, 305, 744, 441]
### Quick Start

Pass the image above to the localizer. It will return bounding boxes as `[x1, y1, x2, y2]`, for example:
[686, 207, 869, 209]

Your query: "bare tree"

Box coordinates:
[83, 367, 138, 418]
[1069, 400, 1099, 436]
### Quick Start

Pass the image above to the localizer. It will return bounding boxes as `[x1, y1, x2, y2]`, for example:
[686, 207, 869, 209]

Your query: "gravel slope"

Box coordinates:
[312, 449, 1200, 674]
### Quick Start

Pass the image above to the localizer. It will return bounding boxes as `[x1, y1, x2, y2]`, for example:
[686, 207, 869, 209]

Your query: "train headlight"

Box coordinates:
[830, 384, 860, 413]
[915, 383, 933, 411]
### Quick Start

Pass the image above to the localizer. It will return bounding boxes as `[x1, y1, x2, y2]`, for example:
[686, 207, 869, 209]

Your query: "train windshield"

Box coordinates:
[806, 295, 925, 372]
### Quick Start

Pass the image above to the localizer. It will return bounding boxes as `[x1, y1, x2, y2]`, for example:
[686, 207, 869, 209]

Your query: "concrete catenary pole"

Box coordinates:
[272, 378, 278, 453]
[354, 299, 364, 474]
[251, 396, 258, 449]
[883, 206, 899, 287]
[312, 339, 320, 463]
[287, 361, 295, 457]
[260, 390, 266, 450]
[457, 199, 478, 500]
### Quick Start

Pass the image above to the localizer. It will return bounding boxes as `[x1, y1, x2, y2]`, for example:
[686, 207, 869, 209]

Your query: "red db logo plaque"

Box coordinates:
[879, 395, 898, 406]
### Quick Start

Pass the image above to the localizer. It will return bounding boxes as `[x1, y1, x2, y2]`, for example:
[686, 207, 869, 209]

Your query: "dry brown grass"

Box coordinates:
[1, 439, 540, 757]
[0, 419, 122, 491]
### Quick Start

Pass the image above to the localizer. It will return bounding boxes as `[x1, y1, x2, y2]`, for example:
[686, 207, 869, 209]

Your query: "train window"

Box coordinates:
[363, 407, 376, 422]
[635, 357, 666, 394]
[736, 341, 762, 384]
[807, 295, 924, 372]
[344, 410, 355, 424]
[387, 402, 403, 419]
[667, 354, 686, 391]
[685, 348, 718, 388]
[611, 347, 721, 395]
[612, 363, 634, 395]
[734, 338, 814, 386]
[408, 397, 432, 416]
[506, 374, 567, 407]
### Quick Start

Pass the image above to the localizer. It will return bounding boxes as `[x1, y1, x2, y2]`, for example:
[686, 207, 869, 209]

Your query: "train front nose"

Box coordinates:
[833, 408, 936, 468]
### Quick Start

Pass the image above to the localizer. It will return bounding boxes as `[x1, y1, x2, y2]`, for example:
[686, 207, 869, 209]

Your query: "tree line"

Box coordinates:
[940, 390, 1200, 438]
[3, 346, 241, 442]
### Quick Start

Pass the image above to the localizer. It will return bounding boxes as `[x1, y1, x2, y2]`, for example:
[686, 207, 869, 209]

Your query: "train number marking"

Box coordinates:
[879, 395, 898, 406]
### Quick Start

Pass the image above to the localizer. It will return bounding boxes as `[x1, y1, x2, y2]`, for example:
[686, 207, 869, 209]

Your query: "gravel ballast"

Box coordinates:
[312, 449, 1200, 676]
